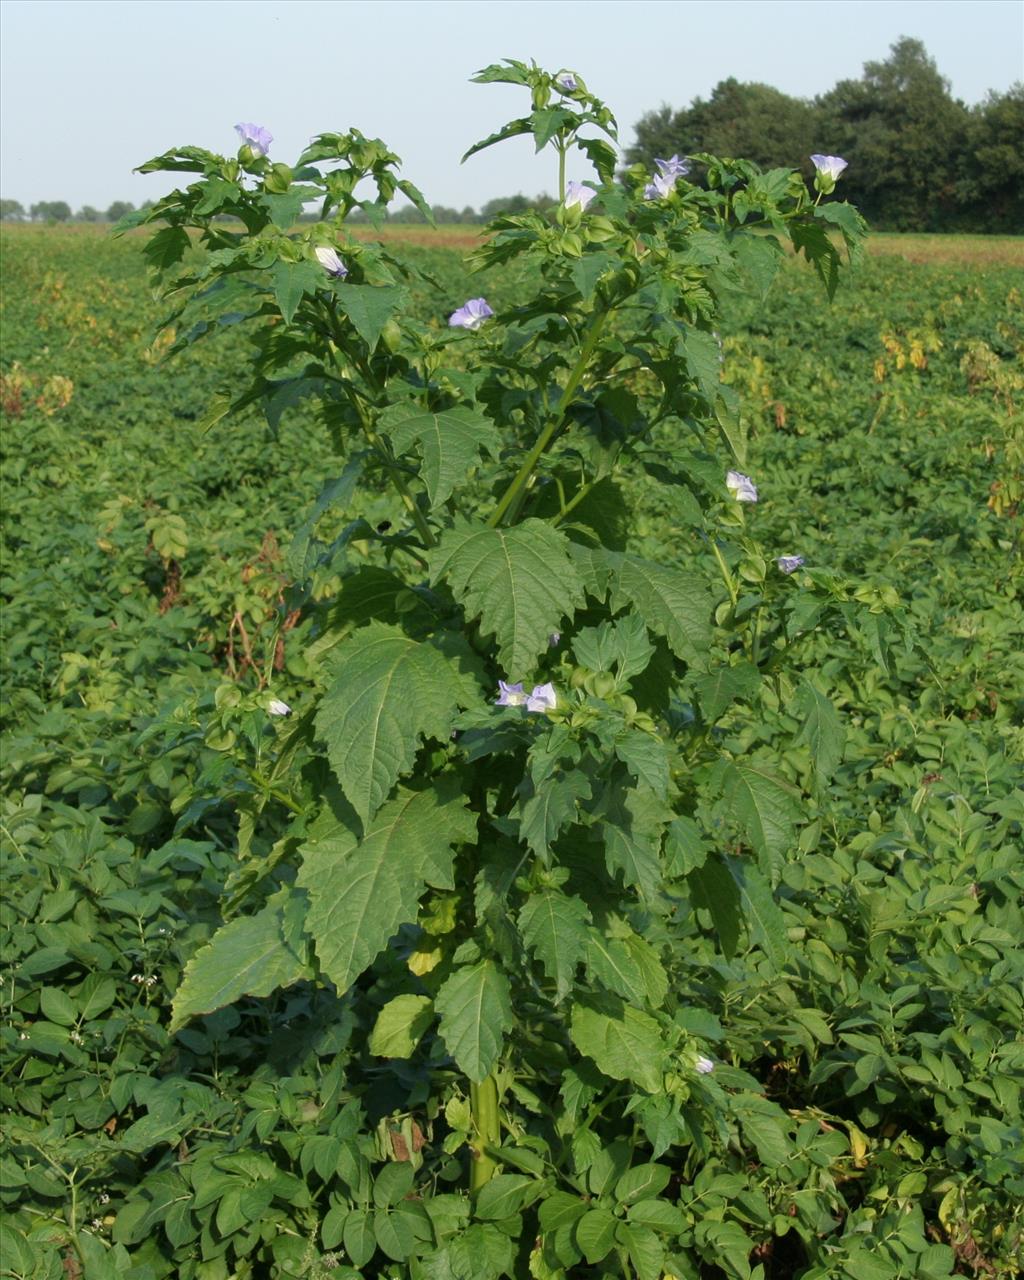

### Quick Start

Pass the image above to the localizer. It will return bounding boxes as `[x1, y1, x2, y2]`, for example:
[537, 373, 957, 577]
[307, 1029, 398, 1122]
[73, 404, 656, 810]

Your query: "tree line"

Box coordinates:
[624, 38, 1022, 234]
[4, 41, 1018, 234]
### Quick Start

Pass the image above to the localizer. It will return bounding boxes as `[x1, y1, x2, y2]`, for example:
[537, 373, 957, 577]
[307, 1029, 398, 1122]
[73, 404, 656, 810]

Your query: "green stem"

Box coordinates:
[711, 538, 739, 608]
[487, 310, 608, 528]
[558, 139, 567, 203]
[469, 1074, 501, 1194]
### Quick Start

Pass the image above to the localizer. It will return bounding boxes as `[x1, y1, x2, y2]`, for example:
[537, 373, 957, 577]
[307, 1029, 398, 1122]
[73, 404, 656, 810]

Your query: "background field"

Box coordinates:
[1, 227, 1022, 1277]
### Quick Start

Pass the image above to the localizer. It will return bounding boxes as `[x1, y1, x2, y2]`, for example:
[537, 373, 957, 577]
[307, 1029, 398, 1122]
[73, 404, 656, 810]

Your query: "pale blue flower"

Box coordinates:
[695, 1055, 715, 1075]
[556, 72, 578, 92]
[449, 298, 494, 330]
[496, 681, 527, 707]
[777, 555, 805, 574]
[564, 181, 596, 212]
[315, 246, 348, 279]
[235, 122, 273, 157]
[526, 683, 557, 713]
[726, 470, 758, 503]
[810, 154, 847, 182]
[548, 632, 561, 648]
[643, 172, 675, 200]
[267, 698, 292, 717]
[655, 154, 690, 179]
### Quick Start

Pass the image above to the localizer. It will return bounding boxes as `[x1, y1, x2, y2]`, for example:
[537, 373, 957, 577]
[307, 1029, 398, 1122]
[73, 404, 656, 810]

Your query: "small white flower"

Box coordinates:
[99, 1193, 110, 1205]
[146, 976, 158, 988]
[526, 683, 557, 713]
[314, 246, 348, 279]
[267, 699, 292, 717]
[130, 973, 144, 984]
[810, 154, 848, 182]
[695, 1055, 715, 1075]
[563, 181, 596, 212]
[726, 470, 759, 503]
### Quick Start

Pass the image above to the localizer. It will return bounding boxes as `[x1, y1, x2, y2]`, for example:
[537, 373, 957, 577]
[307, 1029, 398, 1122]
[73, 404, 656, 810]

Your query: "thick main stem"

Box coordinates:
[469, 1074, 501, 1194]
[487, 310, 608, 528]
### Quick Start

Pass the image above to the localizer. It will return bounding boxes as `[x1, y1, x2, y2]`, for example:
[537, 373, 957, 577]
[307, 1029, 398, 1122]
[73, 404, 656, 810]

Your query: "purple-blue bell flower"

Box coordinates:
[810, 154, 848, 182]
[655, 154, 690, 179]
[235, 122, 273, 157]
[526, 683, 557, 713]
[267, 698, 292, 717]
[315, 246, 348, 279]
[726, 470, 759, 503]
[777, 555, 805, 574]
[449, 298, 494, 331]
[556, 72, 578, 92]
[564, 181, 596, 212]
[643, 172, 675, 200]
[695, 1055, 715, 1075]
[495, 680, 527, 707]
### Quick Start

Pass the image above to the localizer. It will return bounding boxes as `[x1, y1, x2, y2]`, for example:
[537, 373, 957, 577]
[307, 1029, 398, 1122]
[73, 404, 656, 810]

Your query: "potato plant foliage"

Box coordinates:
[2, 61, 1023, 1280]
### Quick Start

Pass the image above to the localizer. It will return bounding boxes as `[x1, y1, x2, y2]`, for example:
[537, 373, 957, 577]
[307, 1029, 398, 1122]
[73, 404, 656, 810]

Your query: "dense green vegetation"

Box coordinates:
[1, 224, 1022, 1280]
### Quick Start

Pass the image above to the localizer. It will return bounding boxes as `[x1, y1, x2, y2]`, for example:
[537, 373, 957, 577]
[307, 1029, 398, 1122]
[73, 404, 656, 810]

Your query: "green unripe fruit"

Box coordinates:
[381, 319, 402, 353]
[264, 163, 293, 194]
[569, 667, 590, 690]
[587, 671, 616, 699]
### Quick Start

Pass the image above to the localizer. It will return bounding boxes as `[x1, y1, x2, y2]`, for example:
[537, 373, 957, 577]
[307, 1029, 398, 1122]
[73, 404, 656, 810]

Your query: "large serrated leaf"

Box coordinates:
[379, 406, 501, 508]
[518, 769, 591, 863]
[297, 781, 474, 994]
[570, 998, 665, 1093]
[793, 677, 846, 786]
[724, 855, 789, 972]
[518, 890, 591, 1002]
[170, 887, 307, 1032]
[714, 760, 803, 873]
[435, 960, 513, 1082]
[316, 622, 466, 824]
[582, 550, 712, 667]
[430, 520, 584, 680]
[693, 660, 761, 724]
[336, 284, 406, 349]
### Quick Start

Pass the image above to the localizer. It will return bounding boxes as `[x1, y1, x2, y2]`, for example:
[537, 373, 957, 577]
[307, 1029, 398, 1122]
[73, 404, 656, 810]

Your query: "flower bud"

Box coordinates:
[264, 163, 293, 194]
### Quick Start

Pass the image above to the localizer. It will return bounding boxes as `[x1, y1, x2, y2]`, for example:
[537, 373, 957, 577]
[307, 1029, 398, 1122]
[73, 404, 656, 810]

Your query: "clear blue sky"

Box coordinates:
[2, 0, 1021, 210]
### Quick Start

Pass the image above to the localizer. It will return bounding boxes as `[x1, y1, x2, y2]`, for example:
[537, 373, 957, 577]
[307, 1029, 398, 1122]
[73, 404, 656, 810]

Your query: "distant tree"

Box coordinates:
[477, 193, 554, 221]
[105, 200, 135, 223]
[389, 204, 428, 224]
[77, 205, 102, 222]
[30, 200, 71, 222]
[956, 85, 1024, 233]
[627, 79, 819, 174]
[817, 37, 969, 230]
[1, 198, 25, 221]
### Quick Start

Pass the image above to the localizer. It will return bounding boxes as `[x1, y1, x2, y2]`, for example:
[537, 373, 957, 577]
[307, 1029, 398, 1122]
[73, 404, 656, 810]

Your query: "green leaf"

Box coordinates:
[298, 780, 474, 994]
[584, 930, 667, 1007]
[693, 660, 761, 723]
[792, 677, 846, 785]
[714, 761, 802, 872]
[615, 1163, 671, 1206]
[530, 107, 575, 151]
[619, 1222, 664, 1280]
[337, 284, 406, 349]
[576, 1209, 617, 1263]
[724, 855, 789, 972]
[570, 998, 665, 1093]
[581, 550, 712, 667]
[142, 225, 190, 271]
[732, 233, 783, 301]
[430, 520, 584, 680]
[343, 1209, 377, 1268]
[170, 887, 307, 1032]
[518, 890, 591, 1001]
[374, 1162, 415, 1207]
[601, 784, 667, 900]
[316, 622, 468, 824]
[39, 987, 77, 1027]
[613, 730, 670, 798]
[519, 769, 591, 863]
[374, 1208, 416, 1262]
[380, 405, 501, 508]
[369, 994, 434, 1058]
[475, 1174, 540, 1220]
[688, 857, 741, 960]
[270, 260, 324, 324]
[435, 960, 514, 1082]
[572, 614, 654, 684]
[680, 328, 723, 403]
[461, 117, 533, 164]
